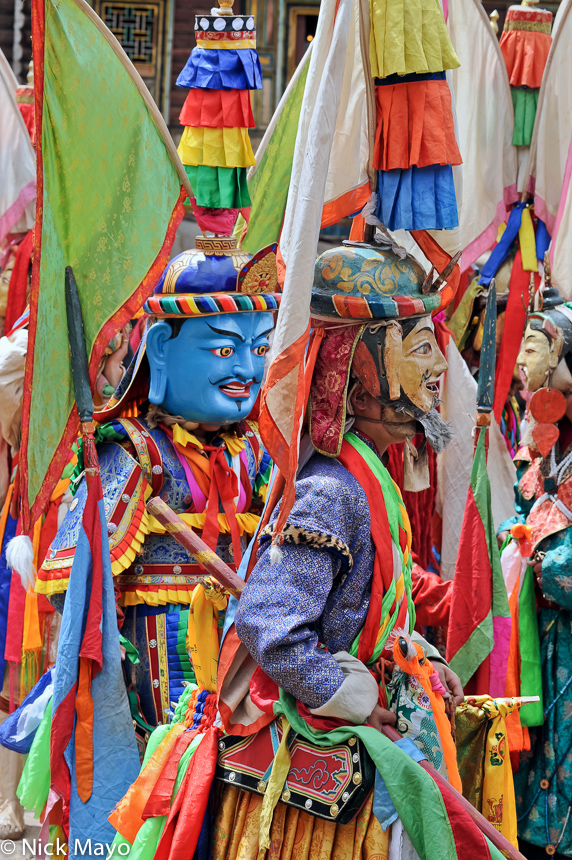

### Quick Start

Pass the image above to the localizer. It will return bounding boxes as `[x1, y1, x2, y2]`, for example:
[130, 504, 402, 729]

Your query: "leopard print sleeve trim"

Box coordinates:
[259, 523, 353, 571]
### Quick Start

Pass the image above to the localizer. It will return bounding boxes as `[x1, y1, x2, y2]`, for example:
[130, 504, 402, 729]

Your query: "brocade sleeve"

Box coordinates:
[235, 455, 373, 711]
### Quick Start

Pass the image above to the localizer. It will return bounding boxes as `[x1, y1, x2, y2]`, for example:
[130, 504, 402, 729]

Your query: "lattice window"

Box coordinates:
[103, 4, 155, 64]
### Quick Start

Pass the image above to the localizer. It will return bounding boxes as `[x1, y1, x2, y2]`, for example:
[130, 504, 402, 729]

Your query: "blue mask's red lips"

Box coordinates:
[219, 382, 253, 399]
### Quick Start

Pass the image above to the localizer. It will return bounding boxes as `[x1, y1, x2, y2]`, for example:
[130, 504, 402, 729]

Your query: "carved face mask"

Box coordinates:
[517, 325, 557, 392]
[146, 312, 273, 424]
[352, 316, 448, 419]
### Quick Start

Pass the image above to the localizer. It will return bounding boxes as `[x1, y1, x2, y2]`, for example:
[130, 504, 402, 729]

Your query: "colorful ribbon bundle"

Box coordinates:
[176, 3, 262, 226]
[370, 0, 461, 231]
[499, 4, 553, 146]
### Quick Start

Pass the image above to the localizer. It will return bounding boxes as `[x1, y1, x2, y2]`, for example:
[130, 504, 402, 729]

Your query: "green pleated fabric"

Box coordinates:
[184, 164, 251, 209]
[512, 87, 539, 147]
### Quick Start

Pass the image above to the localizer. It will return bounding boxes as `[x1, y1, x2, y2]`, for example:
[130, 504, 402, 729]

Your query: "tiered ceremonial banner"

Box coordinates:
[257, 0, 462, 545]
[21, 0, 191, 531]
[176, 10, 262, 213]
[447, 0, 518, 272]
[499, 4, 553, 146]
[527, 0, 572, 298]
[371, 0, 461, 231]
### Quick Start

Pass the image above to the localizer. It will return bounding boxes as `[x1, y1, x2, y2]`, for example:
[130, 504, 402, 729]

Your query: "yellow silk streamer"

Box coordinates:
[458, 694, 519, 848]
[187, 584, 221, 693]
[258, 715, 292, 851]
[146, 510, 259, 537]
[219, 432, 245, 457]
[480, 696, 519, 849]
[172, 424, 204, 450]
[172, 423, 245, 459]
[519, 207, 538, 272]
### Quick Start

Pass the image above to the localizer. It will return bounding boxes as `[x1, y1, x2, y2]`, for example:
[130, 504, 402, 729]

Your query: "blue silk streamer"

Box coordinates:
[478, 202, 525, 285]
[372, 737, 427, 830]
[376, 164, 458, 231]
[0, 512, 17, 684]
[0, 667, 53, 754]
[176, 48, 262, 91]
[535, 218, 551, 263]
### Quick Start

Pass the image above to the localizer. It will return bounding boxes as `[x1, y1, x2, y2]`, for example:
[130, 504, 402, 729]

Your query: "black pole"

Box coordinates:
[65, 266, 94, 423]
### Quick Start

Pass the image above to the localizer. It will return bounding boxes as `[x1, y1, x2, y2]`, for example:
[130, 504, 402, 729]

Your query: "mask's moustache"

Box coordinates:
[418, 406, 453, 453]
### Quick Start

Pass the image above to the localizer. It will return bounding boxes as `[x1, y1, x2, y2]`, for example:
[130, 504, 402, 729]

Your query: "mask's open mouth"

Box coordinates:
[219, 382, 252, 399]
[425, 381, 440, 395]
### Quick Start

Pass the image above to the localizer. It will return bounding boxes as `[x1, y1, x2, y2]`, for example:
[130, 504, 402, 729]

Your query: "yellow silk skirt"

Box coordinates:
[211, 785, 388, 860]
[178, 127, 256, 170]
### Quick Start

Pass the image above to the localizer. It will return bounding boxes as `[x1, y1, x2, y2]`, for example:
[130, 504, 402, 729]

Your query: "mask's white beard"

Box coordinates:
[418, 407, 453, 453]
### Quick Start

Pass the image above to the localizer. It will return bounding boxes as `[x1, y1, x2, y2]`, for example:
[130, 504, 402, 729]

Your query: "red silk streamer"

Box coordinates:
[142, 730, 199, 820]
[200, 447, 243, 565]
[5, 230, 33, 332]
[154, 726, 222, 860]
[411, 564, 452, 628]
[493, 250, 536, 424]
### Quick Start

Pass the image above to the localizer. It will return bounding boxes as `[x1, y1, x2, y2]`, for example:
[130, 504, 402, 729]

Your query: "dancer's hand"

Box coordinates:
[531, 559, 543, 590]
[366, 704, 397, 731]
[435, 663, 464, 706]
[497, 530, 509, 550]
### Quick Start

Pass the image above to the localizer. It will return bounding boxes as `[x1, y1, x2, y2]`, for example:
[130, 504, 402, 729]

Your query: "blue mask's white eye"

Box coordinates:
[211, 346, 235, 357]
[252, 344, 269, 356]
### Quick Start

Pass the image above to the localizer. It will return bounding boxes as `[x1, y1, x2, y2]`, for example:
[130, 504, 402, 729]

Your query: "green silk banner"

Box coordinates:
[21, 0, 191, 529]
[240, 57, 309, 254]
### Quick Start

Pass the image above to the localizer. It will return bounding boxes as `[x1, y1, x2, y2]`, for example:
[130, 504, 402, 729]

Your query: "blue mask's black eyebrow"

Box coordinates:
[256, 326, 274, 340]
[206, 322, 246, 342]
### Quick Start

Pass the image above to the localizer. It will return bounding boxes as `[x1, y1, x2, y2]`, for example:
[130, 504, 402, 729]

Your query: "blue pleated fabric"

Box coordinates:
[166, 609, 195, 707]
[177, 48, 262, 91]
[376, 164, 459, 231]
